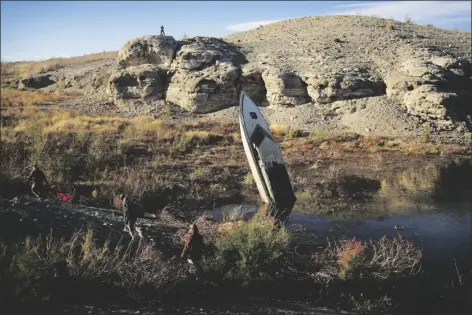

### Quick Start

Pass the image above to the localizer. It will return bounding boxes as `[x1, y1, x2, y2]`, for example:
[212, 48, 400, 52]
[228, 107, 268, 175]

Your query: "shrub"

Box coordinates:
[0, 229, 186, 304]
[423, 123, 430, 143]
[386, 22, 394, 31]
[212, 215, 291, 285]
[270, 124, 287, 137]
[312, 236, 422, 282]
[243, 173, 255, 187]
[338, 238, 366, 280]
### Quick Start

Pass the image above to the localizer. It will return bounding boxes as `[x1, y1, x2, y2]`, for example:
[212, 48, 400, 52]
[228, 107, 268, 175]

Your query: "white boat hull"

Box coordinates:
[239, 92, 296, 221]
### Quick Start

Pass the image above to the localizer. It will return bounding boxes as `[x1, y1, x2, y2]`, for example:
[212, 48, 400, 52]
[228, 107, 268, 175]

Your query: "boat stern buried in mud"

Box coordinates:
[239, 91, 297, 222]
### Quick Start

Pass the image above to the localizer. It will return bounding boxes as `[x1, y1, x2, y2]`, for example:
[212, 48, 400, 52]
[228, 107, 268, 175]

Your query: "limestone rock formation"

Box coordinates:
[166, 61, 241, 113]
[99, 15, 471, 130]
[385, 57, 471, 129]
[242, 67, 268, 106]
[306, 71, 386, 104]
[110, 35, 244, 113]
[262, 68, 309, 106]
[108, 64, 168, 107]
[117, 35, 177, 69]
[171, 37, 237, 70]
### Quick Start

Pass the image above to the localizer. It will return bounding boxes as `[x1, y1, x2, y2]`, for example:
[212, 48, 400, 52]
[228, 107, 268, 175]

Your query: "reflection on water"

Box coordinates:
[215, 158, 472, 273]
[294, 157, 472, 217]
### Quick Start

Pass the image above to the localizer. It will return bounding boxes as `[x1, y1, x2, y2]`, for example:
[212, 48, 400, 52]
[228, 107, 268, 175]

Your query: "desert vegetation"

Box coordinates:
[2, 88, 470, 208]
[312, 236, 422, 282]
[0, 210, 425, 315]
[0, 229, 187, 307]
[0, 88, 470, 314]
[1, 51, 117, 80]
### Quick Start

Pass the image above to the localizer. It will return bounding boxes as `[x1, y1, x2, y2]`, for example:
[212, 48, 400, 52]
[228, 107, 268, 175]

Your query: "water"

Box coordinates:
[214, 157, 472, 284]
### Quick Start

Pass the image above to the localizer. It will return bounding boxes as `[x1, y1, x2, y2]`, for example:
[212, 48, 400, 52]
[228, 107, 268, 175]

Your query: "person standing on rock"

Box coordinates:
[181, 223, 204, 280]
[27, 164, 49, 198]
[160, 25, 165, 36]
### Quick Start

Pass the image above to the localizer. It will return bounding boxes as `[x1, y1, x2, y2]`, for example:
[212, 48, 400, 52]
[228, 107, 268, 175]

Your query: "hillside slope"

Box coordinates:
[2, 15, 471, 143]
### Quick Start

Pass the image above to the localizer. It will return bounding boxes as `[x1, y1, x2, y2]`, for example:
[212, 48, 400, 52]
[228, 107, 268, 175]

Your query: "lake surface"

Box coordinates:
[215, 157, 472, 283]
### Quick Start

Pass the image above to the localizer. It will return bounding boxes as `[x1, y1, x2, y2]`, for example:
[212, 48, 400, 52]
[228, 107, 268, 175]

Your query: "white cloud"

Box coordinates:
[330, 1, 471, 24]
[334, 2, 382, 9]
[226, 20, 281, 32]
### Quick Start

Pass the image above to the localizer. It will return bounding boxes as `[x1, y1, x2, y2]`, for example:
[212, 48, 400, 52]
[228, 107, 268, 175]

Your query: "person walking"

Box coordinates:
[121, 194, 143, 240]
[181, 223, 204, 280]
[160, 25, 165, 36]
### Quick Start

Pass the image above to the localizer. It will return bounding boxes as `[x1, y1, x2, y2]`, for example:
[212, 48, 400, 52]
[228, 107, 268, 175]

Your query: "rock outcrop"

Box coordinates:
[385, 56, 471, 130]
[262, 69, 309, 106]
[108, 64, 168, 107]
[117, 35, 177, 69]
[242, 67, 268, 106]
[100, 15, 471, 130]
[166, 61, 241, 113]
[172, 37, 237, 70]
[305, 71, 386, 104]
[110, 36, 244, 113]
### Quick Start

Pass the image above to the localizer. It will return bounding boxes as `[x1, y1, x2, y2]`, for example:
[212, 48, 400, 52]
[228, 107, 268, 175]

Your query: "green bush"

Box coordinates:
[212, 215, 291, 285]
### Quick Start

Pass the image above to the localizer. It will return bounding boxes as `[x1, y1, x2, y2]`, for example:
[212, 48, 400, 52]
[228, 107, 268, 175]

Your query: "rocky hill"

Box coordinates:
[4, 15, 472, 142]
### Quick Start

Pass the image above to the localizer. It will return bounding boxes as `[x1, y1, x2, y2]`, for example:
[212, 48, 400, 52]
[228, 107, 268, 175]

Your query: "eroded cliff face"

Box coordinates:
[108, 36, 244, 114]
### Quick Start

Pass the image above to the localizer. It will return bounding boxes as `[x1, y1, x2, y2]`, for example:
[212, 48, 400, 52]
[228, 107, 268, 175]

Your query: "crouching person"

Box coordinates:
[181, 223, 204, 280]
[27, 164, 49, 198]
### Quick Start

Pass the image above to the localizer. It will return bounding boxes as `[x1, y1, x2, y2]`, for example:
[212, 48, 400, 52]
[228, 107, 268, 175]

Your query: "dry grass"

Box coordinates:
[423, 123, 430, 143]
[1, 89, 469, 210]
[1, 89, 242, 204]
[350, 294, 393, 315]
[0, 229, 186, 303]
[386, 22, 394, 31]
[243, 173, 255, 187]
[1, 88, 80, 107]
[270, 123, 287, 136]
[312, 236, 422, 283]
[1, 51, 117, 79]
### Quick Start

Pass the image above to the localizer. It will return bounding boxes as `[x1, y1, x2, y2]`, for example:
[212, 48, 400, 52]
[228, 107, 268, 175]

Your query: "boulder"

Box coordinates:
[306, 72, 385, 104]
[385, 59, 447, 98]
[403, 85, 458, 120]
[242, 67, 268, 106]
[403, 84, 471, 130]
[262, 68, 309, 106]
[117, 35, 177, 69]
[166, 61, 241, 113]
[19, 74, 56, 89]
[385, 57, 470, 98]
[171, 37, 236, 70]
[386, 57, 471, 129]
[107, 64, 168, 107]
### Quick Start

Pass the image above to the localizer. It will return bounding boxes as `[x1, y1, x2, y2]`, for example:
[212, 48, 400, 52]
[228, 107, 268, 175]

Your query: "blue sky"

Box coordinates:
[1, 1, 471, 62]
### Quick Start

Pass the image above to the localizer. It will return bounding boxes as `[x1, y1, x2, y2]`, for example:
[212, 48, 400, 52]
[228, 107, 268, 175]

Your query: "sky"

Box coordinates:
[1, 1, 471, 62]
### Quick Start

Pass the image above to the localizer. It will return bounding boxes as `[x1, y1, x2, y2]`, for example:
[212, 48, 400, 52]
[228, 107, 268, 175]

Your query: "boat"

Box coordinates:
[239, 91, 296, 222]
